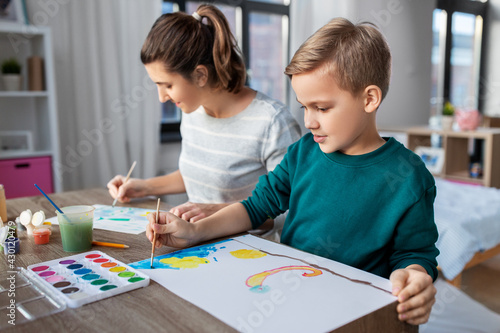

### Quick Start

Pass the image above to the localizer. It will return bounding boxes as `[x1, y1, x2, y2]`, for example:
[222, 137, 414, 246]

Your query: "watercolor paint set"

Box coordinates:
[27, 251, 150, 308]
[1, 252, 150, 328]
[0, 251, 150, 328]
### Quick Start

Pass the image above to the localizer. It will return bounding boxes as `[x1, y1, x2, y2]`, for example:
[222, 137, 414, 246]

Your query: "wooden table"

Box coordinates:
[2, 189, 417, 332]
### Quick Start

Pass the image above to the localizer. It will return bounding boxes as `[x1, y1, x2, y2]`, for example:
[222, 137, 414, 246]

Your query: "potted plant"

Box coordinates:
[1, 58, 23, 91]
[441, 101, 455, 131]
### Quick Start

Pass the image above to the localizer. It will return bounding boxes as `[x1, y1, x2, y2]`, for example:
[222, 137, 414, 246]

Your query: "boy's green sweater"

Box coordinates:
[242, 133, 439, 279]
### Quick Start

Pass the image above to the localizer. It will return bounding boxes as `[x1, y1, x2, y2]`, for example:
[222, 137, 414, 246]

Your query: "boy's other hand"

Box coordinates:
[170, 202, 230, 223]
[146, 211, 198, 249]
[390, 265, 436, 325]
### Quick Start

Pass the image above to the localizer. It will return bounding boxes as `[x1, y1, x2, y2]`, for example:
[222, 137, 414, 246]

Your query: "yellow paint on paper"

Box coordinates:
[230, 249, 267, 259]
[160, 256, 210, 269]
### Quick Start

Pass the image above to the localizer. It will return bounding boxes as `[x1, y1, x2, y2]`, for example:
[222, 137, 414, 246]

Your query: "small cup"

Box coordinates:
[57, 205, 95, 252]
[33, 228, 51, 245]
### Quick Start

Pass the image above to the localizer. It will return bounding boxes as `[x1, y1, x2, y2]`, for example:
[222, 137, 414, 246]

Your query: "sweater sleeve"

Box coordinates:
[262, 108, 301, 173]
[390, 185, 440, 281]
[242, 151, 293, 229]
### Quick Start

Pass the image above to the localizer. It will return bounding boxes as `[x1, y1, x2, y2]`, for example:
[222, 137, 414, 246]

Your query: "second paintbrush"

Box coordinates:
[112, 160, 137, 208]
[151, 198, 161, 268]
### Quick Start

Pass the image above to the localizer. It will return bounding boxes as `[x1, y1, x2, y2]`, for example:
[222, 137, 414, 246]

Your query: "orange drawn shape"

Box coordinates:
[246, 265, 322, 290]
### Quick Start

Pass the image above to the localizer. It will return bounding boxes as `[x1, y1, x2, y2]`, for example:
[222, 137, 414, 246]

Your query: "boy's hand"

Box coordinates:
[146, 211, 199, 249]
[390, 265, 436, 325]
[170, 202, 230, 222]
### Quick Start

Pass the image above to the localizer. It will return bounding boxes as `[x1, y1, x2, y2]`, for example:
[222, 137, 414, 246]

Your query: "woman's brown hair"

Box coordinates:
[141, 4, 246, 93]
[285, 18, 392, 100]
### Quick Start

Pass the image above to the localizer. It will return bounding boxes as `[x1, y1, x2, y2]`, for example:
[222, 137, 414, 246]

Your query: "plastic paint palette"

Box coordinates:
[27, 251, 150, 308]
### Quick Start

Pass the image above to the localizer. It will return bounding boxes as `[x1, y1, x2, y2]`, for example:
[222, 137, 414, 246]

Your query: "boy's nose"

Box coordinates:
[304, 111, 319, 129]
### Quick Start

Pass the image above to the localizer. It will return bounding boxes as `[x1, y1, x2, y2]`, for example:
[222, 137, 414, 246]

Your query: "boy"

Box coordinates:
[146, 18, 439, 325]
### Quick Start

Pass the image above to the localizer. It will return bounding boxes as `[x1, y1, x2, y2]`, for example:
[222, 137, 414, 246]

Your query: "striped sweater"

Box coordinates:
[179, 91, 301, 204]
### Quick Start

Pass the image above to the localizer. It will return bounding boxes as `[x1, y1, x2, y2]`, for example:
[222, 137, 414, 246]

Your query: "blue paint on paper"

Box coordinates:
[129, 239, 233, 270]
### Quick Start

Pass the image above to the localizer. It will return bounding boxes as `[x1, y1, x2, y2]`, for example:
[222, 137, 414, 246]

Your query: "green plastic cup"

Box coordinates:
[57, 205, 95, 252]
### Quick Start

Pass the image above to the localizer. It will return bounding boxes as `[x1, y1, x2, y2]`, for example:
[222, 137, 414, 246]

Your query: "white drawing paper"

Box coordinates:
[130, 235, 397, 333]
[46, 204, 152, 234]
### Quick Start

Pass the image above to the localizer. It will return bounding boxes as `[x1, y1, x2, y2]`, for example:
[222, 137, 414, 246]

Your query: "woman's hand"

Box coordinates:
[107, 176, 148, 203]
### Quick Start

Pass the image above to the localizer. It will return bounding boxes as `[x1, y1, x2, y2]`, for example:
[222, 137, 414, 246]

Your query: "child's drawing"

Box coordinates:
[130, 235, 397, 333]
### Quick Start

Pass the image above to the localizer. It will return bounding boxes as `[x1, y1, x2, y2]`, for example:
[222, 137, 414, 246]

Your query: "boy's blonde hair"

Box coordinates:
[285, 18, 391, 100]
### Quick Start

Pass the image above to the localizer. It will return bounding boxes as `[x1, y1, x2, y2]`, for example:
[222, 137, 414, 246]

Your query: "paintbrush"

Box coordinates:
[151, 198, 160, 268]
[34, 184, 71, 223]
[112, 160, 137, 208]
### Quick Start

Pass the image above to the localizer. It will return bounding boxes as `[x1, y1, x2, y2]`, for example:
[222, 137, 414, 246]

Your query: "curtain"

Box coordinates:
[26, 0, 162, 191]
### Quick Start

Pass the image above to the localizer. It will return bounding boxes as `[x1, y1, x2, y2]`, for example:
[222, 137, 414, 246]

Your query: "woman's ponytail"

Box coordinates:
[141, 4, 246, 93]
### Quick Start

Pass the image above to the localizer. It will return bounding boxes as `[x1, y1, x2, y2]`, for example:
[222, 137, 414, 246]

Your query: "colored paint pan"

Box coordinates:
[53, 281, 72, 289]
[101, 262, 117, 268]
[59, 259, 76, 266]
[46, 275, 65, 284]
[117, 271, 135, 278]
[100, 285, 118, 292]
[32, 265, 49, 272]
[109, 266, 126, 273]
[39, 270, 56, 278]
[74, 268, 93, 276]
[85, 253, 101, 260]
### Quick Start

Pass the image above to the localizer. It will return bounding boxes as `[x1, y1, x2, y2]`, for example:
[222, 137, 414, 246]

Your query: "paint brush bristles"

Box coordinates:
[151, 198, 160, 268]
[112, 160, 137, 208]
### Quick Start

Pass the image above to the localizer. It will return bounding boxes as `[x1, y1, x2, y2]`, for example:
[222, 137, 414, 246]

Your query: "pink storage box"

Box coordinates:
[0, 156, 53, 199]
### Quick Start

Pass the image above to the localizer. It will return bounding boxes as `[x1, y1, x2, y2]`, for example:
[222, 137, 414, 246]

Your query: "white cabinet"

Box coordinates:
[0, 24, 61, 195]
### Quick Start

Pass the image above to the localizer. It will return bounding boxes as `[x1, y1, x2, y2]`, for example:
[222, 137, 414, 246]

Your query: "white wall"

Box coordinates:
[288, 0, 435, 132]
[484, 0, 500, 117]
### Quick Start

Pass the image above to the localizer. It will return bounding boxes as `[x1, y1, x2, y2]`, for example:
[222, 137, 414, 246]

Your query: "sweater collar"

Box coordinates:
[323, 137, 400, 166]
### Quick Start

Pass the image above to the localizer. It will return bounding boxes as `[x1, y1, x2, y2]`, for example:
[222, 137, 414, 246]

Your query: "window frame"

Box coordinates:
[160, 0, 290, 142]
[436, 0, 488, 112]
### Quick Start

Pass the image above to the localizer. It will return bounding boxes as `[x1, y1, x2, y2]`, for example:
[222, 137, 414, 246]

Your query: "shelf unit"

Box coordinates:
[407, 126, 500, 188]
[0, 23, 61, 195]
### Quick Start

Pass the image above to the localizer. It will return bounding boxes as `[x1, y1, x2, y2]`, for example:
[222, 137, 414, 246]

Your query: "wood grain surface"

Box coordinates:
[2, 188, 417, 332]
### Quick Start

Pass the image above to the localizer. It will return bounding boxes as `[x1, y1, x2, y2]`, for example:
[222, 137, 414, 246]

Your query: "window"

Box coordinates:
[430, 0, 488, 116]
[159, 0, 290, 142]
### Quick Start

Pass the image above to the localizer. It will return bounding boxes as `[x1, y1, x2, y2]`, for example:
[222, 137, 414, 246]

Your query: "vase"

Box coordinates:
[441, 115, 454, 131]
[2, 74, 23, 91]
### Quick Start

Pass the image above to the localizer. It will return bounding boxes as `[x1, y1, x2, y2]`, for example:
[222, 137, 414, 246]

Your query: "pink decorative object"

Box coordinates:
[455, 109, 481, 131]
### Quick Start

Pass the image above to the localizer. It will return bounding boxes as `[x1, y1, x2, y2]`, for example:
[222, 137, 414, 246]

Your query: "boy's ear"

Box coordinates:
[193, 65, 208, 87]
[363, 85, 382, 113]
